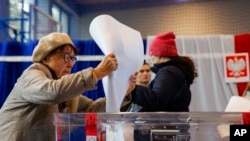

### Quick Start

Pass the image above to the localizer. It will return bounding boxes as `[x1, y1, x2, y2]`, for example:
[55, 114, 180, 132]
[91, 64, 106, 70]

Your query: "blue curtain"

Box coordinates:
[0, 41, 34, 107]
[0, 39, 147, 108]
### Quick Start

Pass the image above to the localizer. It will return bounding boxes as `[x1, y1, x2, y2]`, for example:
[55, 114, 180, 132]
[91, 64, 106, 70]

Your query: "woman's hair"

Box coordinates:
[143, 60, 150, 66]
[171, 56, 198, 84]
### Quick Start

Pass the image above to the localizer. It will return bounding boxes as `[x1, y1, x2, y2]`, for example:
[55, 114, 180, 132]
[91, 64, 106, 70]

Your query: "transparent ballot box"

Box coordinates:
[54, 112, 246, 141]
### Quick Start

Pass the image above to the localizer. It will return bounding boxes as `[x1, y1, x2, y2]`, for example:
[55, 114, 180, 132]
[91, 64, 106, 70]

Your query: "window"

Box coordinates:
[52, 4, 69, 33]
[8, 0, 32, 42]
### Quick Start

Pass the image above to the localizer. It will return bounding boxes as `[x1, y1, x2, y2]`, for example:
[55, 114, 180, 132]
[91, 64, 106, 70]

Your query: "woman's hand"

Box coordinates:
[125, 72, 138, 96]
[93, 53, 118, 82]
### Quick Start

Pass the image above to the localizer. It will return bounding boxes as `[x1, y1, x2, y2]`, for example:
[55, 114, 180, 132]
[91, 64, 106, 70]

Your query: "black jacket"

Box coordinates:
[131, 60, 191, 112]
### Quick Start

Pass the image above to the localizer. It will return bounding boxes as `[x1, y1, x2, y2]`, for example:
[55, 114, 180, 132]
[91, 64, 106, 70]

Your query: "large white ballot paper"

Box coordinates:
[89, 14, 144, 112]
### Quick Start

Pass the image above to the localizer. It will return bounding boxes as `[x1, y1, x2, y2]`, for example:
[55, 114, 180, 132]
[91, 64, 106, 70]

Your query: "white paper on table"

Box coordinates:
[225, 96, 250, 112]
[217, 96, 250, 139]
[89, 14, 144, 112]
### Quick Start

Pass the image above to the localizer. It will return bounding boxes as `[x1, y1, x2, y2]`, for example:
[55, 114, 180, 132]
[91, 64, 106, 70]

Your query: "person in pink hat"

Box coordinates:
[128, 31, 198, 112]
[0, 32, 118, 141]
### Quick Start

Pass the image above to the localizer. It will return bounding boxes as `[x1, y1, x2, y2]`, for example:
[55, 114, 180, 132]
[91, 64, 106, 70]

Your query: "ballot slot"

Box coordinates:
[150, 124, 190, 141]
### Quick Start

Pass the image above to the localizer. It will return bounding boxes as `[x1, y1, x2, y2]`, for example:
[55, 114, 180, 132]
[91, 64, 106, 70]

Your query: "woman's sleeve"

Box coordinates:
[77, 96, 106, 112]
[21, 67, 97, 104]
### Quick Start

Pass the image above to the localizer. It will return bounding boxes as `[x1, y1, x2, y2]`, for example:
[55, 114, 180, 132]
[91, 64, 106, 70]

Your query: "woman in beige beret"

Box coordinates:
[0, 32, 118, 141]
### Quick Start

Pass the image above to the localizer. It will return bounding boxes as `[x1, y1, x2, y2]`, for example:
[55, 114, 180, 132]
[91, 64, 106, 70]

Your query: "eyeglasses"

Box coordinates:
[64, 53, 77, 65]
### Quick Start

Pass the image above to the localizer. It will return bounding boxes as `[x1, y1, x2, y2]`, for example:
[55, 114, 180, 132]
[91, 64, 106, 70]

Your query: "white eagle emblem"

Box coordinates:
[227, 57, 246, 77]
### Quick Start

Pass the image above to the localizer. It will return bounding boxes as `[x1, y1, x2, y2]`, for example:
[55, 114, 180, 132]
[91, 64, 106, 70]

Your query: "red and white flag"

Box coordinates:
[234, 33, 250, 96]
[224, 53, 249, 83]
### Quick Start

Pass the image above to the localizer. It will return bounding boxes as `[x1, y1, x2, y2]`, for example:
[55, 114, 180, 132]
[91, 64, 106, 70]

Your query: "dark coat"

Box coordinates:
[131, 60, 192, 112]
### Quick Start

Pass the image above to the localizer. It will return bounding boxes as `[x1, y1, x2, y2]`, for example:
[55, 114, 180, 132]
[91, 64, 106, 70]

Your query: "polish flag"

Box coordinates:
[235, 33, 250, 96]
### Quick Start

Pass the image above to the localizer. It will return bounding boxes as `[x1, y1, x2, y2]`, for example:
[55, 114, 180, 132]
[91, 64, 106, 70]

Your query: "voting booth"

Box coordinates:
[54, 112, 247, 141]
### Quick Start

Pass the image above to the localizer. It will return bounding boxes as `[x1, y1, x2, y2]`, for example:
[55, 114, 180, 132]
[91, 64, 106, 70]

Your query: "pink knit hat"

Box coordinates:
[149, 32, 178, 57]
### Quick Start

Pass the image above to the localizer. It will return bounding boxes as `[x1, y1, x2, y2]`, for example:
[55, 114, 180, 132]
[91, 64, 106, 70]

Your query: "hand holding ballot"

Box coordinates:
[93, 53, 118, 82]
[125, 73, 138, 96]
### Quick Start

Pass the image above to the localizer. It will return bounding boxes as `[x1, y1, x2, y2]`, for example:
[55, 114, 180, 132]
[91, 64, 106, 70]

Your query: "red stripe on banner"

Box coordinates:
[242, 112, 250, 125]
[234, 33, 250, 96]
[56, 114, 62, 141]
[86, 113, 97, 136]
[99, 131, 104, 141]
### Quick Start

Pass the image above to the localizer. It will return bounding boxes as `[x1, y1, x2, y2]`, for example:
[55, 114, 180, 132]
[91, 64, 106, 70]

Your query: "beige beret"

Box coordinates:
[32, 32, 75, 62]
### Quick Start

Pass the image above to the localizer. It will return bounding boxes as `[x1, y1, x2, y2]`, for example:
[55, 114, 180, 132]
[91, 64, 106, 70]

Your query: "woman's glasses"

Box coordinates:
[64, 53, 77, 65]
